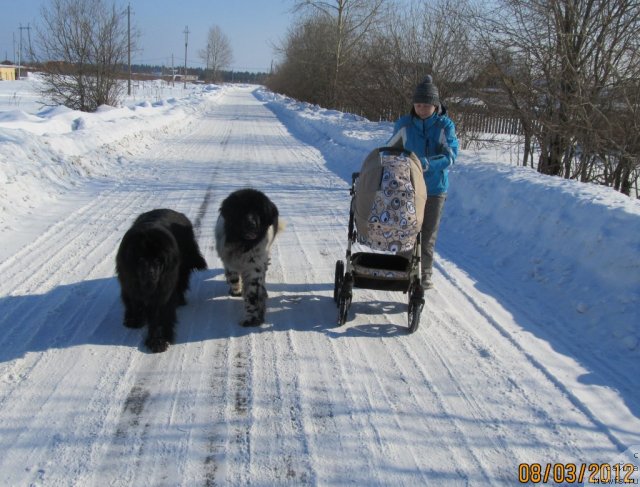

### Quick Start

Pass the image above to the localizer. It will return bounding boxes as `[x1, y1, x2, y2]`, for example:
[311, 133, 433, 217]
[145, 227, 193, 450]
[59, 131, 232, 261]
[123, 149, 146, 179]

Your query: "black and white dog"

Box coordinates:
[116, 209, 207, 352]
[215, 189, 283, 327]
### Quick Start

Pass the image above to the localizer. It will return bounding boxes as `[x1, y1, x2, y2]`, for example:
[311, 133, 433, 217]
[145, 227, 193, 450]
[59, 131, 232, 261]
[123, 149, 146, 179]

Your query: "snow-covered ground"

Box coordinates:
[0, 75, 638, 486]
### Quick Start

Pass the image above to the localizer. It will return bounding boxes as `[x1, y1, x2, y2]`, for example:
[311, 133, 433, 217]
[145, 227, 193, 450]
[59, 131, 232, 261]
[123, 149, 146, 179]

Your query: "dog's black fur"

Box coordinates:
[215, 189, 282, 327]
[116, 209, 207, 353]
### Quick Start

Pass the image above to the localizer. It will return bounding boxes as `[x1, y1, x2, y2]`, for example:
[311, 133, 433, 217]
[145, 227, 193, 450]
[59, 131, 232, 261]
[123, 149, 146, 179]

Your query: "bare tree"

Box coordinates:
[471, 0, 640, 191]
[269, 0, 478, 121]
[293, 0, 385, 106]
[35, 0, 134, 112]
[359, 0, 475, 119]
[199, 25, 233, 82]
[268, 15, 336, 104]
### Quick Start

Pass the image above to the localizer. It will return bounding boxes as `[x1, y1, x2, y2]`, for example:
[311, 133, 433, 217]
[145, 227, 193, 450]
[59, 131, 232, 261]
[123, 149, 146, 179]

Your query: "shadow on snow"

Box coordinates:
[0, 267, 417, 364]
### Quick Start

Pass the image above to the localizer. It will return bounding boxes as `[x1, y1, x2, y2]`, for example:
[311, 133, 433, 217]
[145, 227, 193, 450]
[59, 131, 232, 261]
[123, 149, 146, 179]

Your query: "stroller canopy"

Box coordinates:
[353, 147, 427, 253]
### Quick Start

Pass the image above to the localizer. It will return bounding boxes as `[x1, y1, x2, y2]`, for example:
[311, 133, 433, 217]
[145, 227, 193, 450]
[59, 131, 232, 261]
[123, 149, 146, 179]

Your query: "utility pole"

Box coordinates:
[183, 26, 189, 89]
[18, 24, 23, 79]
[26, 24, 32, 63]
[207, 43, 211, 81]
[127, 3, 131, 96]
[16, 24, 32, 79]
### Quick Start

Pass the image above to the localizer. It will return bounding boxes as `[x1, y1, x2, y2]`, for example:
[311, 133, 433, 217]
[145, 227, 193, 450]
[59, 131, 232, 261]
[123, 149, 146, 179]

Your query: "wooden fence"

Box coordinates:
[454, 110, 525, 135]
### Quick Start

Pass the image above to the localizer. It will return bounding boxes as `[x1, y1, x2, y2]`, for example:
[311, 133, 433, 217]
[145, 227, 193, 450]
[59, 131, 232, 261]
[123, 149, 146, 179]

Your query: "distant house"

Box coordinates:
[0, 65, 17, 81]
[173, 73, 199, 83]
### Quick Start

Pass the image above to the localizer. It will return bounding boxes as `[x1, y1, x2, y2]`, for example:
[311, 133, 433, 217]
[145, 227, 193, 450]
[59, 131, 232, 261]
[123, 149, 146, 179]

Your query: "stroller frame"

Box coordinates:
[334, 169, 425, 333]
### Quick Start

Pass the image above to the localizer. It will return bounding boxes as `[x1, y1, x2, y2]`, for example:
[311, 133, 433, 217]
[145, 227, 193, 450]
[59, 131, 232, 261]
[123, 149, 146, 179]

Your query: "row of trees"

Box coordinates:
[128, 64, 266, 84]
[267, 0, 640, 197]
[33, 0, 235, 111]
[267, 0, 474, 122]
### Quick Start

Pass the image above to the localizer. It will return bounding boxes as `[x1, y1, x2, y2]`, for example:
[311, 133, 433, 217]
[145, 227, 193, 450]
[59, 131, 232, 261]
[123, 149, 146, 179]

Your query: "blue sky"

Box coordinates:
[1, 0, 294, 72]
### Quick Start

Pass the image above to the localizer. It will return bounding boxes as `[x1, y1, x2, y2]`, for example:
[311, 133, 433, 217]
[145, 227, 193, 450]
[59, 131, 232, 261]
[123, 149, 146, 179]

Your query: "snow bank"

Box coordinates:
[256, 88, 390, 180]
[447, 159, 640, 352]
[0, 75, 225, 230]
[449, 161, 640, 291]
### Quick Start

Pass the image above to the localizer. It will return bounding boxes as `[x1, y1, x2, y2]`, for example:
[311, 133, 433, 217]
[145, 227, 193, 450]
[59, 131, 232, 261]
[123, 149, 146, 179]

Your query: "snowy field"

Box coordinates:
[0, 74, 639, 486]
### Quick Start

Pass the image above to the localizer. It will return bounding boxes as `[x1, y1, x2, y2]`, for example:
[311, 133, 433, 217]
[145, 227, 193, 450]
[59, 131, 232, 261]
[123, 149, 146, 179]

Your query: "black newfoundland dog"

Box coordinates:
[215, 189, 283, 327]
[116, 209, 207, 353]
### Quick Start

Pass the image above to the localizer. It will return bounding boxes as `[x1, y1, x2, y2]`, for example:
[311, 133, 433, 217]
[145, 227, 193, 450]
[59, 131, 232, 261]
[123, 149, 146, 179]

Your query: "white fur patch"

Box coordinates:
[215, 214, 279, 326]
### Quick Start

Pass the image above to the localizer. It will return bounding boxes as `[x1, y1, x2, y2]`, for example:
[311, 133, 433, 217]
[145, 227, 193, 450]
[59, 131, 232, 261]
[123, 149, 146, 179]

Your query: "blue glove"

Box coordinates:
[427, 154, 448, 164]
[426, 153, 449, 171]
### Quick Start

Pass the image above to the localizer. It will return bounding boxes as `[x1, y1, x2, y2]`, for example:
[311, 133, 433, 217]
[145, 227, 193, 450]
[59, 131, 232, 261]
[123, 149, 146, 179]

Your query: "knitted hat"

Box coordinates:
[412, 75, 440, 106]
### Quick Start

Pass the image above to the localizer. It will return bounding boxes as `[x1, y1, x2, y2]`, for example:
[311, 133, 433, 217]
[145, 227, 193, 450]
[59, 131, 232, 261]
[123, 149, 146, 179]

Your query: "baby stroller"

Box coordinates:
[334, 147, 427, 333]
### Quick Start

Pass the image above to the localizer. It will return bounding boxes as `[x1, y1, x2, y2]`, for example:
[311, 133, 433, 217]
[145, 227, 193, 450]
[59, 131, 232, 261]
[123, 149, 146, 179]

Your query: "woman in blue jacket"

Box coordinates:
[388, 75, 458, 289]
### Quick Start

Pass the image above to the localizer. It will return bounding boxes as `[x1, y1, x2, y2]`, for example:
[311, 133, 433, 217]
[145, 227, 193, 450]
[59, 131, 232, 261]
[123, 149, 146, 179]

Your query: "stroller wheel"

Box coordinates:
[407, 280, 424, 334]
[334, 260, 344, 303]
[338, 295, 350, 326]
[337, 272, 353, 326]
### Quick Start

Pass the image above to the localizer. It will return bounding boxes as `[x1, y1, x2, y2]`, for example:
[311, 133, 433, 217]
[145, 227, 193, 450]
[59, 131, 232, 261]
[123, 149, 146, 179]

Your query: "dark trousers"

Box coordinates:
[420, 194, 446, 281]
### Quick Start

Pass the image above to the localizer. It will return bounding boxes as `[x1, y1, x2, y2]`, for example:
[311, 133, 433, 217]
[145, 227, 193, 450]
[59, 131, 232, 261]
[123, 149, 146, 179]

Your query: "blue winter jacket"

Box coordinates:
[388, 106, 458, 196]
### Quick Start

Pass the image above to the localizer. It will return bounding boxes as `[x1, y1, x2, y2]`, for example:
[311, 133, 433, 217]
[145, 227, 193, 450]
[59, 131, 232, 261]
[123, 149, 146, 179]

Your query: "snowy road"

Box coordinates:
[0, 86, 637, 486]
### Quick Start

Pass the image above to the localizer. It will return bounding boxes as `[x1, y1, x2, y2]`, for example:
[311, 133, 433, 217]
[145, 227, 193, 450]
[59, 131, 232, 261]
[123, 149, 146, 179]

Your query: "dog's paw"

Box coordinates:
[145, 336, 170, 353]
[240, 316, 263, 327]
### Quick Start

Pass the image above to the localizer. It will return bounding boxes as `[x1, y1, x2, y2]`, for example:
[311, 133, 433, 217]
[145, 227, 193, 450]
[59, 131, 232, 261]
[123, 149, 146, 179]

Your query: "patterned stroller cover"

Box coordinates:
[353, 147, 427, 254]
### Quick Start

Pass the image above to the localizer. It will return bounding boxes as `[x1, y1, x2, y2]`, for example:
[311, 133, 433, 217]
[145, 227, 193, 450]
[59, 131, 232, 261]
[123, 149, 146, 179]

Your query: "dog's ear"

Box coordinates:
[122, 233, 141, 262]
[267, 199, 279, 223]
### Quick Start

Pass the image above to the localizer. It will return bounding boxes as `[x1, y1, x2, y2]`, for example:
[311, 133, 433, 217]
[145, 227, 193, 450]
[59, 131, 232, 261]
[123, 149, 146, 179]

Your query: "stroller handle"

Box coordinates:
[350, 172, 360, 196]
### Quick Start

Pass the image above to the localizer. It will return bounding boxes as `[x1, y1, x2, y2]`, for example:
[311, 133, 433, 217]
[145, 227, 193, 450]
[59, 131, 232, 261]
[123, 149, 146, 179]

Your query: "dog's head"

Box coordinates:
[117, 225, 179, 296]
[219, 189, 279, 248]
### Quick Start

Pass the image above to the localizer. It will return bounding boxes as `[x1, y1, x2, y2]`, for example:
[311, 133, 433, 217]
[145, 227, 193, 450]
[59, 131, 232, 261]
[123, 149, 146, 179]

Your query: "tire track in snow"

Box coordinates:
[201, 338, 231, 487]
[0, 91, 226, 486]
[82, 106, 238, 484]
[334, 312, 489, 484]
[5, 129, 220, 484]
[0, 186, 143, 296]
[269, 209, 394, 485]
[193, 183, 214, 238]
[389, 254, 619, 478]
[95, 379, 153, 485]
[88, 175, 219, 486]
[243, 327, 316, 484]
[216, 335, 253, 486]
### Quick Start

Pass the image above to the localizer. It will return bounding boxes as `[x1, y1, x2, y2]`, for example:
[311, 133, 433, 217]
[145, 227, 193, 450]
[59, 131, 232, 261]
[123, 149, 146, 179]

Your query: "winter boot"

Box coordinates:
[421, 271, 434, 290]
